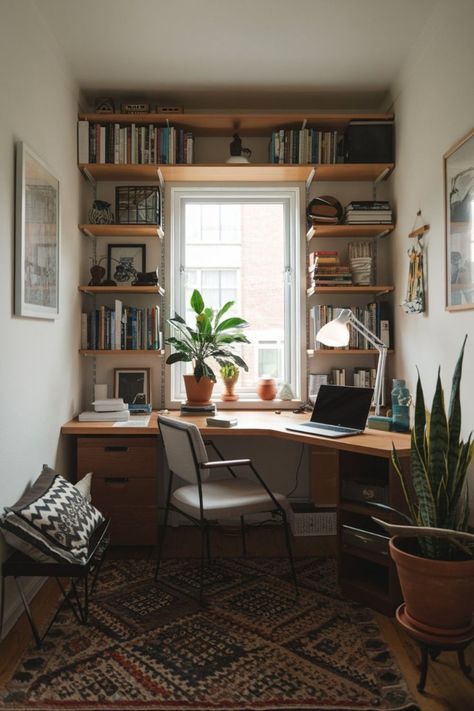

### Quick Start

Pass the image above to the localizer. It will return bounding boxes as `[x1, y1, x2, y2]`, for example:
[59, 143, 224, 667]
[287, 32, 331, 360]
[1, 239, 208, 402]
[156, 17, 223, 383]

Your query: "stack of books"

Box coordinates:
[308, 251, 352, 287]
[344, 201, 393, 224]
[78, 398, 130, 422]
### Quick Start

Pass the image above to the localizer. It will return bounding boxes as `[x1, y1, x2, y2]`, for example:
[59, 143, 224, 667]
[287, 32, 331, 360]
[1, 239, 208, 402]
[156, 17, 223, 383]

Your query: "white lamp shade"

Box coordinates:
[316, 309, 351, 347]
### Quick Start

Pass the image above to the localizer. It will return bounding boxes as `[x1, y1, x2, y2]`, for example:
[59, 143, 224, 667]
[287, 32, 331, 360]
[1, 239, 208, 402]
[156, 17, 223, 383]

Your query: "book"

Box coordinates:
[77, 120, 89, 163]
[206, 416, 238, 427]
[93, 398, 128, 412]
[79, 410, 130, 422]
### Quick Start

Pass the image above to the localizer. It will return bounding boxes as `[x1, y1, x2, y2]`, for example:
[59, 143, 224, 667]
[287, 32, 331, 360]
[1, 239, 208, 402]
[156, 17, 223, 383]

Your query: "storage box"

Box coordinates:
[344, 121, 394, 163]
[341, 478, 389, 505]
[288, 503, 336, 536]
[115, 186, 160, 225]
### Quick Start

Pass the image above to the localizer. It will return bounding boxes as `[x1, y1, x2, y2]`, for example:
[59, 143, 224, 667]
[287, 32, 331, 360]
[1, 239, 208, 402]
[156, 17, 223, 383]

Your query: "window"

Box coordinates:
[169, 187, 302, 403]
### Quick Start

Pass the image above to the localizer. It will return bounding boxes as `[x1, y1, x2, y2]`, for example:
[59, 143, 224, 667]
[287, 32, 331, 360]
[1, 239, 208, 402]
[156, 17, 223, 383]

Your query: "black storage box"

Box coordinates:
[341, 478, 389, 505]
[344, 121, 394, 163]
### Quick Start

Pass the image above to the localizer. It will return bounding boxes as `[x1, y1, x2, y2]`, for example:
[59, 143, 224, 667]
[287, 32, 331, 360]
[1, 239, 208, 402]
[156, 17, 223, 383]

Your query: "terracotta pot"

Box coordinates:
[389, 536, 474, 636]
[257, 377, 277, 401]
[221, 375, 239, 402]
[183, 375, 215, 405]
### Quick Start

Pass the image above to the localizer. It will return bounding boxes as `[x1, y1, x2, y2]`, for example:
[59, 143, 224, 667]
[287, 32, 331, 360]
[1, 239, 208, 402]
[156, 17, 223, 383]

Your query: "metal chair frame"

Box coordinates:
[155, 421, 298, 602]
[0, 517, 110, 648]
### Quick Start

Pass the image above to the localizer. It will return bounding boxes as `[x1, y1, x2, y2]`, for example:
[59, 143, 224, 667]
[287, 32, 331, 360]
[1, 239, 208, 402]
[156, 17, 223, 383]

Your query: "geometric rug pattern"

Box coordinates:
[0, 558, 418, 710]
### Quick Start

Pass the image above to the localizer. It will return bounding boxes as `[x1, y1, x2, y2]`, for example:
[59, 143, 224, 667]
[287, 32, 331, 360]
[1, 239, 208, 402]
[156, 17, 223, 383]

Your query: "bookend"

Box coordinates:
[0, 517, 110, 648]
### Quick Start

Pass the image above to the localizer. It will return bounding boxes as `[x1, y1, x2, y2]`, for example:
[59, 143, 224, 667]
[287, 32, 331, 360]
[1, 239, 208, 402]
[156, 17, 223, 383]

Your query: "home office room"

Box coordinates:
[0, 1, 473, 709]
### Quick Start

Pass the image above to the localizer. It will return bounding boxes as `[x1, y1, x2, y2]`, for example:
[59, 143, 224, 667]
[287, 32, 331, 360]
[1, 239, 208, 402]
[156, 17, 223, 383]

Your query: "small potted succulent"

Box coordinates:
[220, 363, 240, 401]
[166, 289, 249, 405]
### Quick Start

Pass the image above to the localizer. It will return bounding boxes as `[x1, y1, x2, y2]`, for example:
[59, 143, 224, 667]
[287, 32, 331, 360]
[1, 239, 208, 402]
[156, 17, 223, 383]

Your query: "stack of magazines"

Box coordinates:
[78, 398, 130, 422]
[344, 201, 392, 224]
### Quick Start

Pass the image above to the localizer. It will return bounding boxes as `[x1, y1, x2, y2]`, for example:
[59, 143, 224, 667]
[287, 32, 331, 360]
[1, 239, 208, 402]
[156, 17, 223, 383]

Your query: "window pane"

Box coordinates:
[185, 205, 201, 242]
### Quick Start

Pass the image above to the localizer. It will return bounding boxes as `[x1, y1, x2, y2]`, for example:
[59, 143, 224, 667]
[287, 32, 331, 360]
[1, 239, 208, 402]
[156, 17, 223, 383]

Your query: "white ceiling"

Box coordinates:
[35, 0, 437, 110]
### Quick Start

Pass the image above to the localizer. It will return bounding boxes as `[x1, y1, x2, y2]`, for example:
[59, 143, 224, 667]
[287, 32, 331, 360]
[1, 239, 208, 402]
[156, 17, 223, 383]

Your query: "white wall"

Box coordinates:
[0, 1, 83, 632]
[388, 0, 474, 510]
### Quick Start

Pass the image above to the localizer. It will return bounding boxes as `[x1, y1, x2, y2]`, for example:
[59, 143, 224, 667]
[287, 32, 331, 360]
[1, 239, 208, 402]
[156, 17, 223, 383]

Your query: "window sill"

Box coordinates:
[168, 399, 303, 411]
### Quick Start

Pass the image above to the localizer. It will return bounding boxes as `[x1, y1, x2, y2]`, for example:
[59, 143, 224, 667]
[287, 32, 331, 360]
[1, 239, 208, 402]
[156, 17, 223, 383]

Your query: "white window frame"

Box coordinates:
[167, 186, 303, 408]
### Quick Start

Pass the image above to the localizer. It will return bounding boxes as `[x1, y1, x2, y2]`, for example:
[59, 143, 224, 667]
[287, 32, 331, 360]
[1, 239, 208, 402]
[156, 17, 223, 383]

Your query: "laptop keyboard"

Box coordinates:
[302, 422, 360, 434]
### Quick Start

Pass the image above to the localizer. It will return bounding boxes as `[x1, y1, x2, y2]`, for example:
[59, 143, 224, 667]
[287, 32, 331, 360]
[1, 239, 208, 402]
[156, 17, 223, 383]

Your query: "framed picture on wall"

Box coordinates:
[15, 142, 60, 319]
[444, 128, 474, 311]
[107, 243, 146, 286]
[114, 367, 151, 406]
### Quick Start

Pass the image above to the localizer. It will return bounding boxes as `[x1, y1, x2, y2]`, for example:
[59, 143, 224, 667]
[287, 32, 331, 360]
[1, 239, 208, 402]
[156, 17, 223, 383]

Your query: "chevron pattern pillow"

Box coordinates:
[1, 465, 104, 564]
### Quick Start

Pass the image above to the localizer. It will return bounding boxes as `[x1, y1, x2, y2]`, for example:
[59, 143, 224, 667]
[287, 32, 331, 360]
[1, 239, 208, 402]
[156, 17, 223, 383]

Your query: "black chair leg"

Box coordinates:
[281, 510, 298, 596]
[199, 522, 207, 605]
[155, 473, 173, 581]
[205, 524, 211, 561]
[240, 515, 247, 556]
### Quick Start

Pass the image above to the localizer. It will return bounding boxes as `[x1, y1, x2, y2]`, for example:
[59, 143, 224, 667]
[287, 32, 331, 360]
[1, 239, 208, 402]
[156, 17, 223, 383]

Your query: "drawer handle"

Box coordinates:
[104, 477, 129, 484]
[104, 446, 129, 452]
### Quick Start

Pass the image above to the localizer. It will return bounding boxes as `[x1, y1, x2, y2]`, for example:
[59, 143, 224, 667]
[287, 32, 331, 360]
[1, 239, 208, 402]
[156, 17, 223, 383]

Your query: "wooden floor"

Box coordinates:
[1, 529, 473, 709]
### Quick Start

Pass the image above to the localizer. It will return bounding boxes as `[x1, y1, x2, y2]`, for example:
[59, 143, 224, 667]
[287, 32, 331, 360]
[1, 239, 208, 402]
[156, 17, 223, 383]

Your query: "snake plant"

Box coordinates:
[385, 336, 474, 560]
[166, 289, 249, 382]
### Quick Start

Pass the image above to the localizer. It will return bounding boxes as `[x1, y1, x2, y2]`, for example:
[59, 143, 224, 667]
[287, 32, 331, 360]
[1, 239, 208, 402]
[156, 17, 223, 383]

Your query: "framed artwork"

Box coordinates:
[444, 128, 474, 311]
[114, 367, 151, 406]
[107, 243, 146, 285]
[15, 142, 60, 319]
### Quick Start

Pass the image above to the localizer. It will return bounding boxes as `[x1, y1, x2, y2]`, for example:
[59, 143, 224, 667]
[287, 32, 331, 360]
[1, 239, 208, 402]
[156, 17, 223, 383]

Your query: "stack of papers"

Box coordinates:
[78, 397, 130, 422]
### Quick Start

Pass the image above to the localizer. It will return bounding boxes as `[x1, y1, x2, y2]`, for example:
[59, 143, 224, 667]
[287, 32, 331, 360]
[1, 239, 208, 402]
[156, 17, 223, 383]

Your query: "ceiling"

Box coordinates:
[35, 0, 437, 110]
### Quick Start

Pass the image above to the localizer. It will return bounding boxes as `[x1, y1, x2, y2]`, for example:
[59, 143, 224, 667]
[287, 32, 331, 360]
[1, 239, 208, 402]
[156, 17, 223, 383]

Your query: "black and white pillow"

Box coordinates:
[0, 466, 104, 564]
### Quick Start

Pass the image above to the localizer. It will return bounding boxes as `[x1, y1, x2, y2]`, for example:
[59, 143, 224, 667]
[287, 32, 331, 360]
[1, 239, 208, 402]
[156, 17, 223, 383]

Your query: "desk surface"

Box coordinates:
[62, 410, 411, 458]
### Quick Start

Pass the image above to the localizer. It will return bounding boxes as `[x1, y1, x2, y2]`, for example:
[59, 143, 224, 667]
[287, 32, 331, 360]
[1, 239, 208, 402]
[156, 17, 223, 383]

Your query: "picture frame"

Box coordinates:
[15, 142, 60, 319]
[444, 128, 474, 311]
[107, 243, 146, 285]
[114, 367, 151, 406]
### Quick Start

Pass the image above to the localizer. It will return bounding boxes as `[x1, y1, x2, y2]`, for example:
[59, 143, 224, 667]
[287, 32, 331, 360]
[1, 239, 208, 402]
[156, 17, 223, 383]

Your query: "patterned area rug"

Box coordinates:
[0, 557, 418, 711]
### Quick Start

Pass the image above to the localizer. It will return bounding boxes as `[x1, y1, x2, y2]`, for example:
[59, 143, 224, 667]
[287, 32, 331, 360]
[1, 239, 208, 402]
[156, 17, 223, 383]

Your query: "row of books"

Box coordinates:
[81, 301, 162, 351]
[344, 200, 393, 224]
[308, 250, 352, 287]
[309, 367, 378, 391]
[311, 302, 391, 350]
[77, 120, 194, 165]
[269, 129, 344, 165]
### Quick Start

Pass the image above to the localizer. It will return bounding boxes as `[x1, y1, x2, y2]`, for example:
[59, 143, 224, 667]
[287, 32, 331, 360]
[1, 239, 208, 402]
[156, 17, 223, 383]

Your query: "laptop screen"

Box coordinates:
[311, 385, 374, 430]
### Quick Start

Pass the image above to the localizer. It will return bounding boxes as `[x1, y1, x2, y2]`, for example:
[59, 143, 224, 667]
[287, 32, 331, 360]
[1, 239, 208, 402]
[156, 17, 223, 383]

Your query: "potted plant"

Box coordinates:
[220, 363, 240, 402]
[372, 336, 474, 635]
[166, 289, 249, 405]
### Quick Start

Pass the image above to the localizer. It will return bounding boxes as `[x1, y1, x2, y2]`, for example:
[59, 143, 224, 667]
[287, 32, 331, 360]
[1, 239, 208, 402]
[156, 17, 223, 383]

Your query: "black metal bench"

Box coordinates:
[0, 517, 110, 648]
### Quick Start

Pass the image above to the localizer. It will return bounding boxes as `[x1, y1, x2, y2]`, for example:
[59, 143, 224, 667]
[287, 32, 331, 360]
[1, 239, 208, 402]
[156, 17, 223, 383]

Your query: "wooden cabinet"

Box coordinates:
[77, 436, 160, 545]
[337, 449, 409, 615]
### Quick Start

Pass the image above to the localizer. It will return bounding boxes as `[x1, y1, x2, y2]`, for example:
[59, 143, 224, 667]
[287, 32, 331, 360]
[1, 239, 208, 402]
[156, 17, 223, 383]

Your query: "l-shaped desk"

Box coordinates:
[62, 410, 411, 614]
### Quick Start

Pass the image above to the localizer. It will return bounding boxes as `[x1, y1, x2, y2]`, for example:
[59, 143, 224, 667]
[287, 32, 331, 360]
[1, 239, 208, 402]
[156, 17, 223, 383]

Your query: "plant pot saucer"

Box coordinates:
[396, 604, 474, 645]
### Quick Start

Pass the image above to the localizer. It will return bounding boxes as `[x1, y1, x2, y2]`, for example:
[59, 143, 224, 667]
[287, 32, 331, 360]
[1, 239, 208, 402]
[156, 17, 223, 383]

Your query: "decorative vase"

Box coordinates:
[389, 537, 474, 636]
[221, 375, 239, 402]
[257, 376, 277, 401]
[391, 379, 411, 432]
[88, 200, 114, 224]
[183, 375, 214, 405]
[89, 264, 105, 286]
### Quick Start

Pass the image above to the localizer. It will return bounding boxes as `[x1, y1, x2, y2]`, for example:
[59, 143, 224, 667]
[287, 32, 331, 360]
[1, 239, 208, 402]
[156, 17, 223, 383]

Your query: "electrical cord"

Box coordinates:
[285, 443, 305, 498]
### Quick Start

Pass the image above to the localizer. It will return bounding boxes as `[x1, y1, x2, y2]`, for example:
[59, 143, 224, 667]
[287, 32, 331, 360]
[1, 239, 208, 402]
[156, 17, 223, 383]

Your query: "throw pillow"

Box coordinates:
[0, 465, 104, 564]
[75, 472, 93, 502]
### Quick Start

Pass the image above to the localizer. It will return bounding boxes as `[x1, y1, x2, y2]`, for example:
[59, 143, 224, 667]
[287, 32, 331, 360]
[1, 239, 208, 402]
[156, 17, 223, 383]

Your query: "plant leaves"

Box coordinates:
[215, 300, 234, 326]
[428, 369, 449, 503]
[447, 335, 467, 493]
[190, 289, 204, 315]
[165, 352, 192, 365]
[215, 316, 249, 333]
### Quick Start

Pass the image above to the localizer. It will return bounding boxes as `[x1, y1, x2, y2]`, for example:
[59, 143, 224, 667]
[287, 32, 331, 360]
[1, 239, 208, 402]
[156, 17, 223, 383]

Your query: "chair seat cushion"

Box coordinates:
[171, 477, 288, 520]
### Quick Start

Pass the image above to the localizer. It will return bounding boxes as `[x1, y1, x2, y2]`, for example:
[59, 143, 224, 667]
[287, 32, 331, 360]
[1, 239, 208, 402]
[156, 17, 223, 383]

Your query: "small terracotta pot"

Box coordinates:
[390, 536, 474, 636]
[89, 265, 105, 286]
[183, 375, 214, 405]
[257, 377, 277, 401]
[221, 375, 239, 402]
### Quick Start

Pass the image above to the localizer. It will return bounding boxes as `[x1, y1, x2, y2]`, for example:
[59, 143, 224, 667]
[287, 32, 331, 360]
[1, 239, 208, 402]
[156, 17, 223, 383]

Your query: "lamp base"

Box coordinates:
[226, 155, 250, 164]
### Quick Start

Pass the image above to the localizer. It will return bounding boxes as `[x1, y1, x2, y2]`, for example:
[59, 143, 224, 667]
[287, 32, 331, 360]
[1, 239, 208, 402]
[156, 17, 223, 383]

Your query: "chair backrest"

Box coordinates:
[158, 415, 210, 484]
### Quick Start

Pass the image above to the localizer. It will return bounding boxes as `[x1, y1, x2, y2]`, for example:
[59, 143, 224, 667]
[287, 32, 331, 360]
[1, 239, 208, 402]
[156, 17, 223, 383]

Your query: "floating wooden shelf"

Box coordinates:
[79, 224, 164, 239]
[307, 285, 394, 296]
[78, 111, 394, 136]
[306, 224, 394, 241]
[79, 162, 394, 184]
[308, 349, 395, 356]
[79, 349, 164, 356]
[78, 285, 165, 295]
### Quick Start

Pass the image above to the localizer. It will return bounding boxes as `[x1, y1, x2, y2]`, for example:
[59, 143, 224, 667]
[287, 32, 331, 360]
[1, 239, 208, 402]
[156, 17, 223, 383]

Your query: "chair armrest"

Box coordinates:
[201, 458, 251, 469]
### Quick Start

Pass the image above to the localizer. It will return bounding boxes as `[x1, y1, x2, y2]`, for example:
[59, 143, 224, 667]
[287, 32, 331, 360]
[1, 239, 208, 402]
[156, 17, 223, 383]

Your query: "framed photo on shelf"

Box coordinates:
[107, 243, 146, 285]
[444, 128, 474, 311]
[114, 367, 151, 406]
[15, 142, 60, 319]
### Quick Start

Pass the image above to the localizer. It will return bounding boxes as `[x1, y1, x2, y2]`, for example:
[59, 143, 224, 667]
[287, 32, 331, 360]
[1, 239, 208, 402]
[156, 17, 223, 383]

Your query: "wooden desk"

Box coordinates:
[62, 411, 410, 614]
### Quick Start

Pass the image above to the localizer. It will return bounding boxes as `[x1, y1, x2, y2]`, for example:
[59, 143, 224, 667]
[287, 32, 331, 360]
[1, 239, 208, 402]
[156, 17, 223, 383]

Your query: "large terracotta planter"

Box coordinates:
[183, 375, 215, 405]
[390, 536, 474, 636]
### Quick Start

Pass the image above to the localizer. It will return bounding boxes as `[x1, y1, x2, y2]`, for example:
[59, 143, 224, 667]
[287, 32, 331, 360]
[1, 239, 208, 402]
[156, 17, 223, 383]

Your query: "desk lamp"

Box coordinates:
[315, 308, 387, 416]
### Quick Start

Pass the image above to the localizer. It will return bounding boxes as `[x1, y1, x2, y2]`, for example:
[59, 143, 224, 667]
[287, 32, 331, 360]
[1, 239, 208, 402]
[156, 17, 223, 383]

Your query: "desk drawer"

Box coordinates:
[105, 506, 158, 545]
[77, 437, 157, 479]
[92, 476, 158, 507]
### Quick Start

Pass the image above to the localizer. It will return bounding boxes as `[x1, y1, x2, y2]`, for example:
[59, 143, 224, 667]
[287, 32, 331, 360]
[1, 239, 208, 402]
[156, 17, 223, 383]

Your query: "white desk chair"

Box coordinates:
[156, 415, 298, 601]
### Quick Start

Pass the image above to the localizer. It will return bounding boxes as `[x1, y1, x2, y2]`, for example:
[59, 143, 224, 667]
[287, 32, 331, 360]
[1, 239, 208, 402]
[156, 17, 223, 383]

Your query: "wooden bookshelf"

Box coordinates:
[308, 349, 394, 356]
[79, 349, 164, 356]
[307, 285, 394, 296]
[78, 285, 165, 295]
[306, 224, 394, 241]
[79, 224, 164, 239]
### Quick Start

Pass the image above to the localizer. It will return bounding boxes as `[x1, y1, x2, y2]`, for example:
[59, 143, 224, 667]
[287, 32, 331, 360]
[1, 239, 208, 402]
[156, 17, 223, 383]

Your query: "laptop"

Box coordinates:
[286, 384, 374, 438]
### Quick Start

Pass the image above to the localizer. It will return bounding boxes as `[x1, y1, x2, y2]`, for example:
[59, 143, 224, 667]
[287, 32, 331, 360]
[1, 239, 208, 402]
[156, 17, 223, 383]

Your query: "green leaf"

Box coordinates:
[165, 352, 192, 365]
[428, 369, 449, 501]
[215, 316, 249, 332]
[412, 370, 427, 459]
[447, 335, 467, 490]
[214, 300, 234, 326]
[190, 289, 204, 315]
